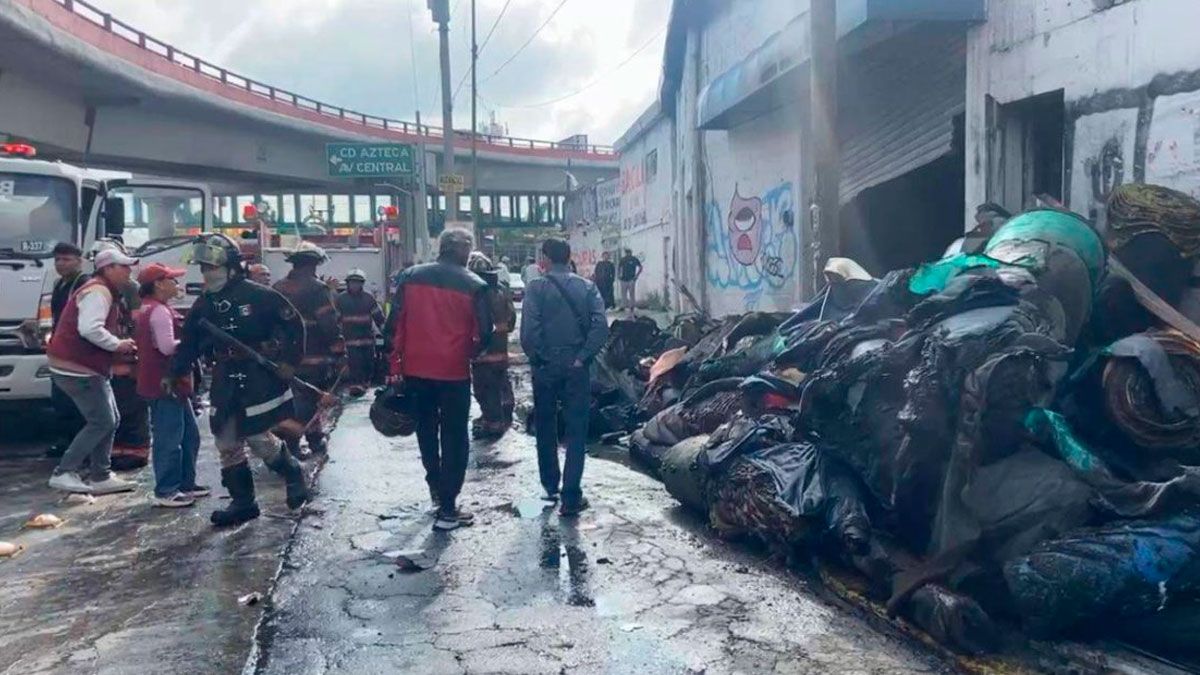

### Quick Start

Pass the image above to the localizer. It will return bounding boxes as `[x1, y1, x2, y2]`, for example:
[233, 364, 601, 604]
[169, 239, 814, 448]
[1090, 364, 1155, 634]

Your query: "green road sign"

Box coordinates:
[326, 143, 415, 178]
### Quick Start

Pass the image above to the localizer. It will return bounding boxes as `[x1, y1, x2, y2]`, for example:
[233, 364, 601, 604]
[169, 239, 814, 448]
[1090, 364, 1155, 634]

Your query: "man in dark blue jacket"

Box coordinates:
[520, 238, 608, 516]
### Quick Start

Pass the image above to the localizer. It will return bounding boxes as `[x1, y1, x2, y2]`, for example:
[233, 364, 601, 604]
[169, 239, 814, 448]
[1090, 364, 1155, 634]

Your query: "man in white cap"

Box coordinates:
[44, 246, 140, 494]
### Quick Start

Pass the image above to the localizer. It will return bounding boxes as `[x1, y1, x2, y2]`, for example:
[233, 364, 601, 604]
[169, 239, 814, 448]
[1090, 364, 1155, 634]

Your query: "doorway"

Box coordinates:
[840, 115, 967, 275]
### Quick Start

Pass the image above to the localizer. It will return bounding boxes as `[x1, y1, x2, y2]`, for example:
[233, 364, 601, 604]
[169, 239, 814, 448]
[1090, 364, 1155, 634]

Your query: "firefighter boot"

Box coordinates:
[305, 431, 328, 456]
[285, 436, 308, 461]
[268, 452, 310, 510]
[210, 463, 260, 527]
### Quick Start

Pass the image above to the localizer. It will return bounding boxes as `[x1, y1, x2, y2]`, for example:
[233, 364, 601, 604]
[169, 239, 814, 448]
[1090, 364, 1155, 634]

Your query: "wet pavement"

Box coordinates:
[0, 407, 311, 675]
[254, 375, 949, 675]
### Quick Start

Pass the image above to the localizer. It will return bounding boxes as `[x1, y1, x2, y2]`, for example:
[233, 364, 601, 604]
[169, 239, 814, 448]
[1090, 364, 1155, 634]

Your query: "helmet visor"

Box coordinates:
[184, 241, 229, 267]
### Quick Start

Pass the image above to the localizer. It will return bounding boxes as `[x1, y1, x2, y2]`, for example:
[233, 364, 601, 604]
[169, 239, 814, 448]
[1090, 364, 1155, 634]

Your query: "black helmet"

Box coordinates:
[370, 384, 416, 437]
[187, 233, 243, 271]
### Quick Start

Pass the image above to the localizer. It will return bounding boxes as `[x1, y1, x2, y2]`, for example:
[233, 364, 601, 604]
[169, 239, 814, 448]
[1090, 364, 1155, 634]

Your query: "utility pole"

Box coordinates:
[470, 0, 480, 228]
[808, 0, 839, 296]
[415, 109, 427, 260]
[429, 0, 458, 223]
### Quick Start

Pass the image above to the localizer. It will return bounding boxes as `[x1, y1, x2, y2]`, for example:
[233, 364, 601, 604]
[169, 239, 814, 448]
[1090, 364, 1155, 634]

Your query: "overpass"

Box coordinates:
[0, 0, 618, 231]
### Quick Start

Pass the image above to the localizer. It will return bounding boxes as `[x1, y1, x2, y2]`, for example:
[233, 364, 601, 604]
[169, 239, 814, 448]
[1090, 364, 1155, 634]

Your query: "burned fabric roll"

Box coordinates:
[1004, 513, 1200, 637]
[1107, 183, 1200, 259]
[1103, 330, 1200, 459]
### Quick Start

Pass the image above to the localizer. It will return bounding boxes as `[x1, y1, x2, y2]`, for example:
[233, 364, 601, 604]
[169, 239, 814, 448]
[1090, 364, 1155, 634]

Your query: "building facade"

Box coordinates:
[965, 0, 1200, 225]
[614, 0, 1196, 318]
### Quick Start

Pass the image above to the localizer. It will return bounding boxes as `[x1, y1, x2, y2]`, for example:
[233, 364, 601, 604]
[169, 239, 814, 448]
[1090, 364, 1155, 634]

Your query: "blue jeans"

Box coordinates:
[531, 363, 590, 505]
[150, 398, 200, 497]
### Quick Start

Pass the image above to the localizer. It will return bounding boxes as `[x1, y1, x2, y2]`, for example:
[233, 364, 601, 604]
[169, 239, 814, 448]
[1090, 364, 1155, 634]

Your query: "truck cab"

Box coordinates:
[0, 143, 211, 404]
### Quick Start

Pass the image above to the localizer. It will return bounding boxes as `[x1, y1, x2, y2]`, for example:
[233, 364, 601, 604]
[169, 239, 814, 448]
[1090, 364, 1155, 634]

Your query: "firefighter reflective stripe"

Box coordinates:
[345, 338, 375, 347]
[301, 354, 341, 366]
[245, 388, 294, 417]
[342, 315, 374, 324]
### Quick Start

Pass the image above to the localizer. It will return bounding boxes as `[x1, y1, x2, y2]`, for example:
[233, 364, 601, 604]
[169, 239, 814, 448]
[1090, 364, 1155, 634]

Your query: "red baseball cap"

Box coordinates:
[137, 262, 186, 285]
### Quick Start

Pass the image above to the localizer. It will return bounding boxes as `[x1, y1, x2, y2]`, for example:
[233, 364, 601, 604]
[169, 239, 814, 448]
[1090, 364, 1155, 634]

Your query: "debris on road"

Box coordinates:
[0, 541, 24, 558]
[62, 493, 95, 506]
[22, 514, 64, 529]
[384, 549, 436, 571]
[238, 592, 262, 607]
[606, 189, 1200, 661]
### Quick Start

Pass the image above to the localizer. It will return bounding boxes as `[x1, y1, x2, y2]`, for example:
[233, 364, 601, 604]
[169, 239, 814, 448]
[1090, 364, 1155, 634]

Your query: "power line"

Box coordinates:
[480, 0, 571, 85]
[490, 27, 665, 109]
[406, 0, 421, 115]
[451, 0, 513, 102]
[477, 0, 512, 56]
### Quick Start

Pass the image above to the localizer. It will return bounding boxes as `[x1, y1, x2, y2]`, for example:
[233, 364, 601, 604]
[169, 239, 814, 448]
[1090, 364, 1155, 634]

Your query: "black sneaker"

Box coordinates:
[559, 497, 590, 517]
[433, 508, 475, 531]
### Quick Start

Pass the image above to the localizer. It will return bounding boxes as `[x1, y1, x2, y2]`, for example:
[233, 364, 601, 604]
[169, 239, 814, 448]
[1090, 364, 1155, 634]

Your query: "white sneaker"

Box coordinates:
[89, 475, 137, 495]
[153, 492, 196, 508]
[49, 472, 93, 494]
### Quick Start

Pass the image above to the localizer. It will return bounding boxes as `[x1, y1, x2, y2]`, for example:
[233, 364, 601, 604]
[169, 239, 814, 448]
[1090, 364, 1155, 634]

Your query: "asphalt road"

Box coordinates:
[252, 381, 947, 675]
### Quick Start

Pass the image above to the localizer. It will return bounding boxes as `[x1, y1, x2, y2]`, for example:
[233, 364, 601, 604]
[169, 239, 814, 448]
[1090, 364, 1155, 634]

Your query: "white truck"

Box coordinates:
[0, 143, 212, 404]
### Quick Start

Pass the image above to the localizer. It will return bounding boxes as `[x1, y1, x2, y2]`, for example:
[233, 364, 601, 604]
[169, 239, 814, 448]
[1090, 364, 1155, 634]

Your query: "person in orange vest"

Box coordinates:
[468, 252, 516, 439]
[274, 242, 347, 457]
[335, 268, 385, 396]
[45, 247, 141, 495]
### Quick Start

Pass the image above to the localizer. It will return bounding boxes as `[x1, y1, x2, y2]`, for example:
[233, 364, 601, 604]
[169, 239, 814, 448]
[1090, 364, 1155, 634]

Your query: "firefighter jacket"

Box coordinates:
[171, 277, 304, 436]
[335, 290, 385, 350]
[474, 269, 515, 365]
[274, 270, 347, 382]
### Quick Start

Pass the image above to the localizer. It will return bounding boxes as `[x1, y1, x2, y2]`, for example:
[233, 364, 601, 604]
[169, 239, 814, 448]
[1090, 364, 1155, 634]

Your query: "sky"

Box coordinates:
[94, 0, 672, 145]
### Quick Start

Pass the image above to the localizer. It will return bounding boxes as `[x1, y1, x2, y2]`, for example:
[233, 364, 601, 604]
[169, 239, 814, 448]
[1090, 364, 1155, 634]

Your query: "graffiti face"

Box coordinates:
[728, 187, 763, 266]
[706, 181, 798, 310]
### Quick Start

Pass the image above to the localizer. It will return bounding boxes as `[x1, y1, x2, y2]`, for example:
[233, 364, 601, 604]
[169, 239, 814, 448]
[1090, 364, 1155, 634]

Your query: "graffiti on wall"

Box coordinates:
[706, 181, 798, 310]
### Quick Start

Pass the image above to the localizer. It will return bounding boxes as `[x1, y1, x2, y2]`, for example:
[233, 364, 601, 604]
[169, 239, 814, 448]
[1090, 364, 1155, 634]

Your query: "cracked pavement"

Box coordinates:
[0, 407, 308, 675]
[254, 375, 948, 675]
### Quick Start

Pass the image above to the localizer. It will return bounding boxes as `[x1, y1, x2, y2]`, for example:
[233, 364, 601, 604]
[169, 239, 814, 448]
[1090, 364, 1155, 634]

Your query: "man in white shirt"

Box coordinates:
[44, 248, 140, 495]
[521, 257, 542, 285]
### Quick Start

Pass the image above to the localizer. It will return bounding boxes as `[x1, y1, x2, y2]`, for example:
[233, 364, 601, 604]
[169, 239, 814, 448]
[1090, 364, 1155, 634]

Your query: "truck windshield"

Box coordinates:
[110, 185, 206, 254]
[0, 173, 76, 258]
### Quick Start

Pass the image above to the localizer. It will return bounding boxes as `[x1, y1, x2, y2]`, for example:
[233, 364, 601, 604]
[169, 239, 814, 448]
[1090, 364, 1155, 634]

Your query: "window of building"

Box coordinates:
[644, 149, 658, 183]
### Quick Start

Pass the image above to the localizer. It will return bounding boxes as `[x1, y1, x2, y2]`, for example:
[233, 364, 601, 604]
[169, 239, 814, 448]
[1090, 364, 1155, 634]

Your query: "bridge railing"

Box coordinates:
[52, 0, 617, 158]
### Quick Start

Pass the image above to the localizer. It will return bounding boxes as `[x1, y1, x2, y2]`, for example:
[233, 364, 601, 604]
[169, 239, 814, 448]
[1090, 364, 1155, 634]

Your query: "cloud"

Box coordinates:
[89, 0, 670, 144]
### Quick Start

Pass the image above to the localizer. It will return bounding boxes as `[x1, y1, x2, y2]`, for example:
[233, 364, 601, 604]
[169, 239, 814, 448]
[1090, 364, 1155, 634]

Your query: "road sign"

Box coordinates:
[326, 143, 415, 178]
[438, 173, 465, 192]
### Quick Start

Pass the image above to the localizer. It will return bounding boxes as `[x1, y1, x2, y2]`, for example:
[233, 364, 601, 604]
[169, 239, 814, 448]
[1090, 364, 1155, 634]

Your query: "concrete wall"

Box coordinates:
[670, 0, 805, 317]
[617, 114, 675, 308]
[966, 0, 1200, 222]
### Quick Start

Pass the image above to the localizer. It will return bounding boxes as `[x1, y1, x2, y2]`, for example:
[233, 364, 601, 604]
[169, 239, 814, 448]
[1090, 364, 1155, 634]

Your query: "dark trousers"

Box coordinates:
[532, 363, 589, 505]
[408, 376, 471, 511]
[345, 346, 375, 387]
[471, 361, 513, 428]
[111, 375, 150, 470]
[598, 281, 615, 309]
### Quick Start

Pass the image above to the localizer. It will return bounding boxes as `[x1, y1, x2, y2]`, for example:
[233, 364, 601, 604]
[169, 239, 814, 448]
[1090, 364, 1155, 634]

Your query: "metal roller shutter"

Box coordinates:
[838, 27, 967, 204]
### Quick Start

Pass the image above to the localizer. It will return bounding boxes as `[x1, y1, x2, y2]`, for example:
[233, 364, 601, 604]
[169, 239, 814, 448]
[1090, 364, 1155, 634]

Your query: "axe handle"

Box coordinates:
[197, 318, 329, 397]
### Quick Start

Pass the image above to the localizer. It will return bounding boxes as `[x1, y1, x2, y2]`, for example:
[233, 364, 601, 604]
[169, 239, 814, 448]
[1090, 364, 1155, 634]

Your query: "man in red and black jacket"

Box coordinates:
[386, 228, 493, 531]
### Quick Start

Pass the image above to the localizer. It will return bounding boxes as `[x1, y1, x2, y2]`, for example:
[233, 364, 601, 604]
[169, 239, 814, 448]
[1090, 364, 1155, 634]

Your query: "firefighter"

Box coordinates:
[335, 268, 385, 396]
[468, 252, 516, 439]
[169, 234, 310, 527]
[273, 242, 347, 457]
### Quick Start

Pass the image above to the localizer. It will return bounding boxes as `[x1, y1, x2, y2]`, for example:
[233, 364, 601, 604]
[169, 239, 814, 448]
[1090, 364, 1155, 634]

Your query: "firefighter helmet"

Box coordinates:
[369, 384, 416, 437]
[285, 241, 328, 265]
[186, 233, 243, 270]
[467, 251, 493, 275]
[345, 268, 367, 283]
